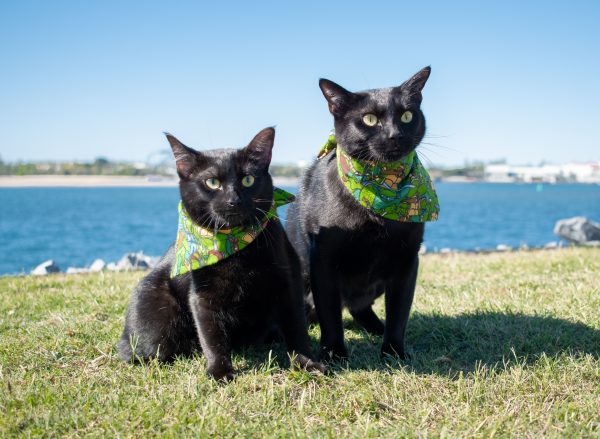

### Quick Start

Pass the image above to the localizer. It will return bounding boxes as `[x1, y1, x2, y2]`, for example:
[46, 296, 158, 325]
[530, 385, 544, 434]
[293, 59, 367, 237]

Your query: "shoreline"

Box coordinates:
[0, 175, 301, 187]
[0, 175, 178, 187]
[2, 175, 598, 188]
[5, 243, 598, 278]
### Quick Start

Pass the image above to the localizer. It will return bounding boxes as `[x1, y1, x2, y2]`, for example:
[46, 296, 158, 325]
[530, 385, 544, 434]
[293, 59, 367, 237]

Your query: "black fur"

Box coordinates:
[286, 67, 432, 361]
[118, 128, 324, 380]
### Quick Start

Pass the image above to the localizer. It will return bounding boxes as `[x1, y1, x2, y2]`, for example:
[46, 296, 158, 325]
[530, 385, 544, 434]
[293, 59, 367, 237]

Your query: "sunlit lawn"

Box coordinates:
[1, 248, 598, 437]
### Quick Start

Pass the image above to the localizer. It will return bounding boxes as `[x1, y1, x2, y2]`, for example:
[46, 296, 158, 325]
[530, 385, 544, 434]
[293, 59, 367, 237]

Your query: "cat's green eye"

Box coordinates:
[241, 175, 255, 187]
[205, 178, 221, 190]
[400, 111, 413, 123]
[362, 113, 378, 127]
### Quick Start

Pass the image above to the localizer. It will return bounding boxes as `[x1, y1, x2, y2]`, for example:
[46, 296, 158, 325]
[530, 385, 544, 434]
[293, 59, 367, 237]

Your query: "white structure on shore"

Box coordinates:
[484, 162, 600, 183]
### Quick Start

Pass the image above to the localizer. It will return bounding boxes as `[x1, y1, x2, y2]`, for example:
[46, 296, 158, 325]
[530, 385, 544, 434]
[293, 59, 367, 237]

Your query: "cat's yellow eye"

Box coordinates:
[205, 178, 221, 190]
[362, 113, 378, 127]
[401, 111, 413, 123]
[241, 175, 255, 187]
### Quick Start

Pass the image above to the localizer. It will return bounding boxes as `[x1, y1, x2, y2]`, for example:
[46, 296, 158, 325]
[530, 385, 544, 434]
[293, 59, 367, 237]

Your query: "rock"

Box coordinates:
[89, 259, 106, 272]
[66, 267, 89, 274]
[554, 216, 600, 244]
[440, 248, 452, 254]
[544, 241, 559, 249]
[31, 260, 60, 276]
[113, 252, 156, 272]
[496, 244, 511, 252]
[583, 240, 600, 247]
[419, 244, 427, 255]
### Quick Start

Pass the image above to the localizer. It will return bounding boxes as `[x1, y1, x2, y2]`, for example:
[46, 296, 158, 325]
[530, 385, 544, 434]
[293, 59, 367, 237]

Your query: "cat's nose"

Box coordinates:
[387, 125, 402, 140]
[226, 198, 242, 207]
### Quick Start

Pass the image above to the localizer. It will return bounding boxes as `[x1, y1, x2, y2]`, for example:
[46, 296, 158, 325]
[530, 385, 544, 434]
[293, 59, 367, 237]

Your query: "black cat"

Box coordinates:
[118, 127, 324, 380]
[286, 67, 434, 361]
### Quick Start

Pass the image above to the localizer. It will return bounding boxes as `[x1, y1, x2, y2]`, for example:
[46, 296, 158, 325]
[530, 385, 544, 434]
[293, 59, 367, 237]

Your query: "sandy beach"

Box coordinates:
[0, 175, 178, 187]
[0, 175, 300, 187]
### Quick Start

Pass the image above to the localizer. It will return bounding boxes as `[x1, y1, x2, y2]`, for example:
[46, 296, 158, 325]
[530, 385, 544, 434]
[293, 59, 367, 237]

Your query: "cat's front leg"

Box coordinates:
[277, 242, 326, 373]
[188, 294, 235, 381]
[381, 255, 419, 360]
[309, 239, 347, 361]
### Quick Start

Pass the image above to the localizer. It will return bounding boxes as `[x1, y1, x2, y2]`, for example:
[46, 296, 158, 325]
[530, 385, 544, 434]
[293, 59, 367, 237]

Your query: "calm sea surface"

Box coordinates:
[1, 183, 599, 275]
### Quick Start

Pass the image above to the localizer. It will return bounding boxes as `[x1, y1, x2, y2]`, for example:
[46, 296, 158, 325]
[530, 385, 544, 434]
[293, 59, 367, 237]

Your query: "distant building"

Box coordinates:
[561, 162, 600, 183]
[484, 162, 600, 183]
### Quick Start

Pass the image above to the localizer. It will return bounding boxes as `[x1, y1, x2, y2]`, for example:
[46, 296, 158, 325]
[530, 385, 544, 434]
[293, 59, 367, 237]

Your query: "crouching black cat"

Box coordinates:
[286, 67, 439, 361]
[118, 127, 324, 380]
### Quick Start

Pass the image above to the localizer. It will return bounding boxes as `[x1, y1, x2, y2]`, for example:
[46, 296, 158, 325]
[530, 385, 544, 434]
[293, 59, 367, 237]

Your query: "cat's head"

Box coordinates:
[319, 66, 431, 162]
[165, 127, 275, 228]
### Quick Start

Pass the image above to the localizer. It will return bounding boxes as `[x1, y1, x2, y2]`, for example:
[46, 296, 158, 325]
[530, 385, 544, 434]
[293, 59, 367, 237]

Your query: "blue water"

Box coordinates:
[1, 183, 599, 275]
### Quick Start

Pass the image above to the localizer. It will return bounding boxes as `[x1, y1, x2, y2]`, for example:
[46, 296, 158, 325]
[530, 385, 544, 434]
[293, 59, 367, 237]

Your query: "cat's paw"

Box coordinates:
[380, 342, 410, 361]
[319, 345, 348, 363]
[306, 359, 327, 374]
[206, 364, 236, 382]
[292, 353, 327, 374]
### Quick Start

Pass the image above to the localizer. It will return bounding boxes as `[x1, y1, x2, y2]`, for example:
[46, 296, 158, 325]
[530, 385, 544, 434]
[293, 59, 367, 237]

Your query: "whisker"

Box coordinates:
[417, 151, 434, 168]
[255, 214, 275, 249]
[418, 145, 446, 159]
[420, 141, 460, 153]
[422, 133, 450, 139]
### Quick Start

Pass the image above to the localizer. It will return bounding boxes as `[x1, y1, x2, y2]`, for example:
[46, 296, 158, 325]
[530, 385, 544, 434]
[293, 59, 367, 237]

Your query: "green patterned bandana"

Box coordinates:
[318, 134, 440, 222]
[171, 187, 295, 278]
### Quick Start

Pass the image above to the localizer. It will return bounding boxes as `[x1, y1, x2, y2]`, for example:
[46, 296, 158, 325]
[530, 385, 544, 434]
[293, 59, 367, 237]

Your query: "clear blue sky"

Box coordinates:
[1, 1, 598, 166]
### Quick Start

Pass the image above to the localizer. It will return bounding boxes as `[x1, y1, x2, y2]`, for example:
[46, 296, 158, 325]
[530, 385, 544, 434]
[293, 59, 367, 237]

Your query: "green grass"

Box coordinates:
[1, 248, 599, 437]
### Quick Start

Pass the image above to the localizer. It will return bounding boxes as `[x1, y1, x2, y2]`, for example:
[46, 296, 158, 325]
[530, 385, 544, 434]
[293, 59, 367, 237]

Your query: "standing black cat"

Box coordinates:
[286, 67, 435, 360]
[118, 127, 323, 380]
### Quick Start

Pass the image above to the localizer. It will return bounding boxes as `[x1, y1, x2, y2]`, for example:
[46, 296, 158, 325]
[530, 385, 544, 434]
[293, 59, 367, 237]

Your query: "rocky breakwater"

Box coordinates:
[30, 252, 160, 276]
[28, 218, 599, 275]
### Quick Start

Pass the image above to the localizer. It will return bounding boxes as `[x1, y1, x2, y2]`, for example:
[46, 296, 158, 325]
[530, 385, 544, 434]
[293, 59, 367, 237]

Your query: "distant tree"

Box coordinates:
[94, 157, 110, 167]
[270, 165, 302, 178]
[15, 163, 37, 175]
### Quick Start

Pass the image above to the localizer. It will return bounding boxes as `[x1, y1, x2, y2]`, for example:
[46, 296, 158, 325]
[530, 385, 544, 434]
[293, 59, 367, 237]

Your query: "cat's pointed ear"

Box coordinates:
[397, 66, 431, 103]
[245, 127, 274, 168]
[319, 79, 354, 116]
[164, 133, 202, 179]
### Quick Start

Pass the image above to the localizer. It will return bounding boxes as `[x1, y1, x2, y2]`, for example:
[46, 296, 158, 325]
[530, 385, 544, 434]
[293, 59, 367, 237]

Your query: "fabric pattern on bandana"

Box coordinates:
[318, 134, 440, 222]
[171, 187, 295, 278]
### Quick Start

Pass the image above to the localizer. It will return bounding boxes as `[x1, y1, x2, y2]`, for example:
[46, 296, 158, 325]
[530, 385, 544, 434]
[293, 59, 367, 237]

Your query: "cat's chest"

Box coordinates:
[191, 228, 286, 302]
[322, 220, 423, 280]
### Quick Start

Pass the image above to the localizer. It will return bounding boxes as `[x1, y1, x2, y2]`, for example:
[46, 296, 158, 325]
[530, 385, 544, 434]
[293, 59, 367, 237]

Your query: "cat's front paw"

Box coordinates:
[380, 342, 410, 361]
[319, 345, 348, 363]
[206, 364, 236, 382]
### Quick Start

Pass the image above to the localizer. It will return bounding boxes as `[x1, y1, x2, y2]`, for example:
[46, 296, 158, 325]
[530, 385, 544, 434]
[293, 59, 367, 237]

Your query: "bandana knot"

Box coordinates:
[171, 187, 295, 277]
[318, 134, 440, 222]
